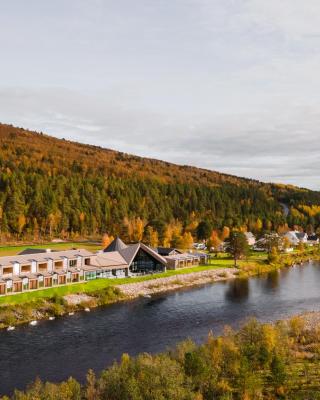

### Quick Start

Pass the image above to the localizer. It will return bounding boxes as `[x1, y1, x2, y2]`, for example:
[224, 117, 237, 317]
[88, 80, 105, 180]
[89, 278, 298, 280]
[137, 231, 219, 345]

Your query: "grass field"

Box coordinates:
[0, 241, 101, 256]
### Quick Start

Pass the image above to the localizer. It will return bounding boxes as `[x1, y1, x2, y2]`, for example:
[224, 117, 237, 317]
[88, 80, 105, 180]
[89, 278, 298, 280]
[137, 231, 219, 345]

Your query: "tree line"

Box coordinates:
[0, 124, 320, 244]
[4, 317, 320, 399]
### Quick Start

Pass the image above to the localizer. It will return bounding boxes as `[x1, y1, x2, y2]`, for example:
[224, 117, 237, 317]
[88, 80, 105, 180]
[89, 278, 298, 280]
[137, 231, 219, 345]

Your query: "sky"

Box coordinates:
[0, 1, 320, 189]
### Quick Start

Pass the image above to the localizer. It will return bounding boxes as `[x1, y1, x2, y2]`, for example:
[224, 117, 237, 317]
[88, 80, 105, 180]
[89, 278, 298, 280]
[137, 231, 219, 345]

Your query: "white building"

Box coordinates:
[283, 231, 308, 246]
[244, 232, 256, 246]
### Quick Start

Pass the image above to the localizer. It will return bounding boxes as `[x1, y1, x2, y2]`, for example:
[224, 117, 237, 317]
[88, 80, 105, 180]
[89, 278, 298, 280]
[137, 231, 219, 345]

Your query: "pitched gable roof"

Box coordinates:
[139, 243, 167, 265]
[0, 249, 93, 266]
[119, 243, 140, 265]
[103, 237, 127, 253]
[18, 248, 50, 255]
[90, 251, 128, 268]
[156, 247, 182, 256]
[295, 232, 307, 240]
[117, 242, 167, 266]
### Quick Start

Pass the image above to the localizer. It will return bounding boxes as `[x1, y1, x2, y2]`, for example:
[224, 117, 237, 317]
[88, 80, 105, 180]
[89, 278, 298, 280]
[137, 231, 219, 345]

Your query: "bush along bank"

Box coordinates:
[5, 316, 320, 399]
[238, 248, 320, 278]
[0, 286, 125, 329]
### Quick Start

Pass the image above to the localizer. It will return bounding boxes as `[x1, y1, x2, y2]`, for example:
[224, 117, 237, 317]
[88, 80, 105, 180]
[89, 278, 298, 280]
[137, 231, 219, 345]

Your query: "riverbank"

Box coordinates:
[0, 249, 318, 329]
[0, 286, 125, 329]
[118, 249, 320, 298]
[118, 267, 238, 297]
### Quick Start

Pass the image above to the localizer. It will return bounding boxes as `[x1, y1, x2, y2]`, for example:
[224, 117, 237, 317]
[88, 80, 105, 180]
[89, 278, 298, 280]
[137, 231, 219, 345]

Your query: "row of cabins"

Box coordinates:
[0, 238, 208, 296]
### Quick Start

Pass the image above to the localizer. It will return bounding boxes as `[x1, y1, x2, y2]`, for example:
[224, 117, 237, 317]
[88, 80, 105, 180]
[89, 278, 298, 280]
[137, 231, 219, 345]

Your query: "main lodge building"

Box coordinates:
[0, 237, 208, 296]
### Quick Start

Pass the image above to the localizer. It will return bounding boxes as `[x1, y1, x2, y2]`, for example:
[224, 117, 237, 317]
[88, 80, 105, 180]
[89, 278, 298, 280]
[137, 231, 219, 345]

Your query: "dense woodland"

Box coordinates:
[4, 317, 320, 399]
[0, 123, 320, 244]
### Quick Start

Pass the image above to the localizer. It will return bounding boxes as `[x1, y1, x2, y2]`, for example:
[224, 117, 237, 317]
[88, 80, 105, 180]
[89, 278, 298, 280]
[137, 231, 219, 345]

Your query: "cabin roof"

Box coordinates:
[103, 237, 128, 253]
[89, 251, 128, 269]
[156, 247, 182, 256]
[0, 249, 93, 266]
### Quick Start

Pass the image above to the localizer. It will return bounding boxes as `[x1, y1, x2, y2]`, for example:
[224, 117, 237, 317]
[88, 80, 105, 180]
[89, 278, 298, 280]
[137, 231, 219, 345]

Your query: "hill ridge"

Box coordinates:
[0, 122, 319, 241]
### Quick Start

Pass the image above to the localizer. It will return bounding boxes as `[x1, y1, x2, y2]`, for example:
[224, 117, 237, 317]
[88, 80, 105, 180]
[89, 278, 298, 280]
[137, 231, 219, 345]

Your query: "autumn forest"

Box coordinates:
[0, 123, 320, 245]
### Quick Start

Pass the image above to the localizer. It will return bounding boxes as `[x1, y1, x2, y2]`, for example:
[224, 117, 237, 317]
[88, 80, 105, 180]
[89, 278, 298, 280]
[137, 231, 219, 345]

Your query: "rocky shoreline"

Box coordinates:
[117, 267, 239, 297]
[298, 311, 320, 330]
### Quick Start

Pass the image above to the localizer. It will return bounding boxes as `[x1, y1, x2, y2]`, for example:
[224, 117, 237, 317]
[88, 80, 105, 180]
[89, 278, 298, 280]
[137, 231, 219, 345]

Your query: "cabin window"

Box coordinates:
[84, 258, 91, 265]
[69, 259, 77, 267]
[45, 277, 52, 287]
[38, 263, 47, 272]
[3, 266, 13, 275]
[29, 280, 38, 290]
[13, 282, 22, 292]
[21, 265, 31, 273]
[0, 284, 5, 295]
[54, 261, 63, 269]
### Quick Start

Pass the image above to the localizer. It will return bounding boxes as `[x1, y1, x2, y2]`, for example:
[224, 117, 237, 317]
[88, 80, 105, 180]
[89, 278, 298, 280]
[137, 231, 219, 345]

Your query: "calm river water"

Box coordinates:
[1, 261, 320, 394]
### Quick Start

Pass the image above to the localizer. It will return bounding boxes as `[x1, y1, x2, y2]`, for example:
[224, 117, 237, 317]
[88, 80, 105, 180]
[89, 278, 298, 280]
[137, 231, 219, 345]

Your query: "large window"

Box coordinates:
[85, 271, 96, 280]
[130, 250, 164, 274]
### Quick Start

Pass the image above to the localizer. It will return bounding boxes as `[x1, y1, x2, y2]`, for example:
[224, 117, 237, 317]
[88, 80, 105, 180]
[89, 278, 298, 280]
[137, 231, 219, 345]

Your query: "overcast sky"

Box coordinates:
[0, 1, 320, 189]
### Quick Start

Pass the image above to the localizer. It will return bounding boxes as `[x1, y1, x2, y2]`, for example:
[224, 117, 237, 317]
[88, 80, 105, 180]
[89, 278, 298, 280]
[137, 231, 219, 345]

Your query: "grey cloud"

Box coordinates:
[1, 1, 320, 189]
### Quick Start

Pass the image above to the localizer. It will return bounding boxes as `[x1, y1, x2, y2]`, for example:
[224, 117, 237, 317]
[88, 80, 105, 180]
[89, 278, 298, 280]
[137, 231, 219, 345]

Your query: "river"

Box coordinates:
[1, 261, 320, 395]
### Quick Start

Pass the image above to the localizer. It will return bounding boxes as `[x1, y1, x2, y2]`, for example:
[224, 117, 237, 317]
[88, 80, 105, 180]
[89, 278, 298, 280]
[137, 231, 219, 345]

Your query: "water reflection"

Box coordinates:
[225, 278, 249, 303]
[264, 270, 280, 291]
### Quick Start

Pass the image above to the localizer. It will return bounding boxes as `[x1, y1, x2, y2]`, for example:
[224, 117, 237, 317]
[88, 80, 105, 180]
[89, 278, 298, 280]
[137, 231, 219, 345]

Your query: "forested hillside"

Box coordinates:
[0, 123, 319, 243]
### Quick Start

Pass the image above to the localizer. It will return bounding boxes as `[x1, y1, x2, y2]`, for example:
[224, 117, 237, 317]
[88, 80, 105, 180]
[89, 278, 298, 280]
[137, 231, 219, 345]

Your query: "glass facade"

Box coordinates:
[130, 249, 164, 274]
[85, 271, 96, 280]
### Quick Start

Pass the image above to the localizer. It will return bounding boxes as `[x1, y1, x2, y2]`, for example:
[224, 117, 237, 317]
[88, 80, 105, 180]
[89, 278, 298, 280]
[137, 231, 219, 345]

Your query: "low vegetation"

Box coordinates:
[0, 286, 124, 329]
[4, 316, 320, 399]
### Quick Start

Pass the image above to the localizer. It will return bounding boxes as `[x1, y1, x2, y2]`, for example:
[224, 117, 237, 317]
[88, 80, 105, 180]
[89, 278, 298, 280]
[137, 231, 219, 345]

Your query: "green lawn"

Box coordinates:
[0, 241, 101, 256]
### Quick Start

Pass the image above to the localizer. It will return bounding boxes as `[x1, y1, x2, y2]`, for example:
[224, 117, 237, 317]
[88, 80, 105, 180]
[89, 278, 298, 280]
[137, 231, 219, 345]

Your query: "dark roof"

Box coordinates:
[156, 247, 182, 256]
[103, 237, 127, 253]
[295, 232, 307, 239]
[118, 242, 167, 266]
[308, 235, 318, 241]
[103, 237, 167, 267]
[18, 248, 49, 255]
[119, 243, 140, 265]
